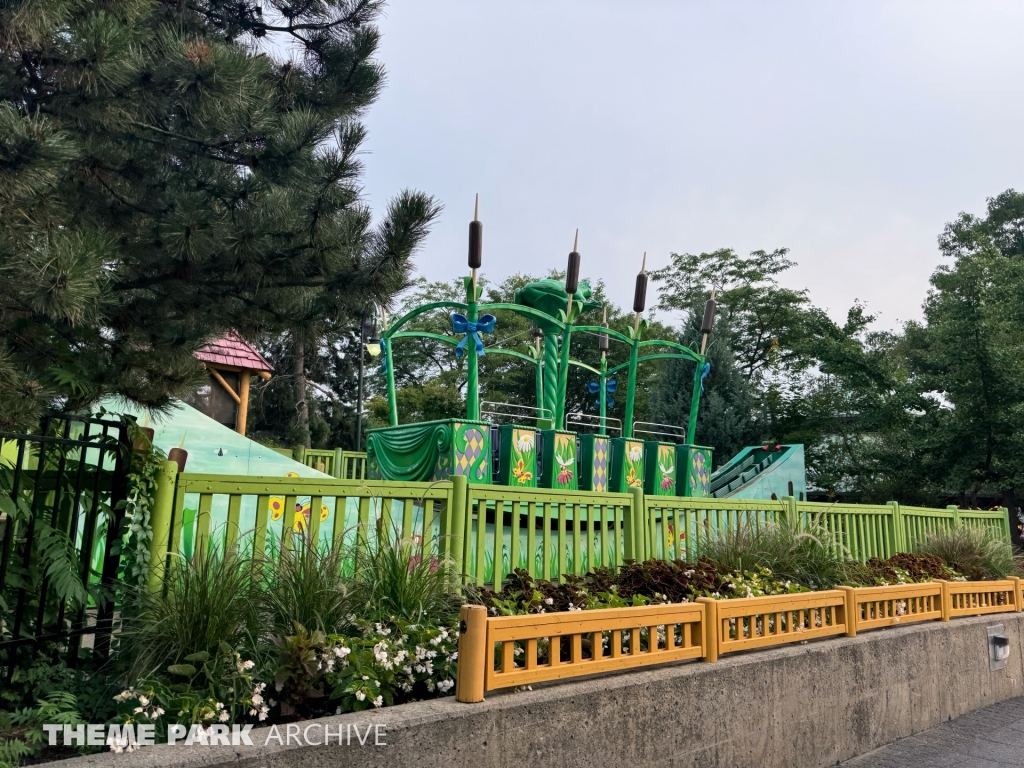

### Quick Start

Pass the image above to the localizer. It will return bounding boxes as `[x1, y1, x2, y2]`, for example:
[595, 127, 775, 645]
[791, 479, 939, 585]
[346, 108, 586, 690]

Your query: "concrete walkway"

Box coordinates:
[844, 696, 1024, 767]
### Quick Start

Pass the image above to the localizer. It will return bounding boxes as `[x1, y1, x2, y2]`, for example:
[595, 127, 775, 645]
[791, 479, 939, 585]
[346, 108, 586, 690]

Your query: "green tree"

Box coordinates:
[0, 0, 438, 432]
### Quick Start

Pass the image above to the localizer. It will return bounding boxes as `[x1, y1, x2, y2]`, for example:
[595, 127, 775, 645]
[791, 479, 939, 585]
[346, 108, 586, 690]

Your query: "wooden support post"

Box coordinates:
[455, 604, 488, 703]
[147, 460, 179, 592]
[237, 370, 250, 435]
[937, 580, 951, 621]
[1011, 576, 1023, 613]
[839, 586, 858, 637]
[697, 597, 718, 662]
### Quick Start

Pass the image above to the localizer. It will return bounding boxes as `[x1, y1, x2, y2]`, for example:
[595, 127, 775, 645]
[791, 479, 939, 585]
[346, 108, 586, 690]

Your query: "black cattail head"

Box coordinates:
[468, 221, 482, 269]
[701, 298, 717, 335]
[468, 196, 482, 270]
[565, 229, 581, 295]
[633, 272, 648, 314]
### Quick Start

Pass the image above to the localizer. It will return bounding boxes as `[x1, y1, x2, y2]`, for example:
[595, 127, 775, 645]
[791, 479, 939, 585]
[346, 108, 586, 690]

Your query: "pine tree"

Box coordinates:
[0, 0, 438, 431]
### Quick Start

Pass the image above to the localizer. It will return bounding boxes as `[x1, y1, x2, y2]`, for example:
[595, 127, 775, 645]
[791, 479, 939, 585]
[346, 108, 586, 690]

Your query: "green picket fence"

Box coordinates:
[148, 469, 458, 589]
[644, 496, 789, 562]
[146, 462, 1013, 591]
[461, 485, 640, 591]
[297, 449, 367, 480]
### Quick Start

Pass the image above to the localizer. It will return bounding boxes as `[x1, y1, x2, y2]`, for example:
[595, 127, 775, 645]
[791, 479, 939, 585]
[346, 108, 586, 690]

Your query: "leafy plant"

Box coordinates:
[0, 691, 88, 767]
[113, 643, 264, 741]
[916, 526, 1023, 580]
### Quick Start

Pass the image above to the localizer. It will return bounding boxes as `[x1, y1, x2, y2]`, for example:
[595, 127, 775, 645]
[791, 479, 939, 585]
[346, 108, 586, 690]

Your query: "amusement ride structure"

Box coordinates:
[365, 199, 805, 501]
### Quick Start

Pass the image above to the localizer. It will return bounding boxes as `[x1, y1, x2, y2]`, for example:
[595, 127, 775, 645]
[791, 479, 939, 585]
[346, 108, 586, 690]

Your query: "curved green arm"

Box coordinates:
[638, 338, 702, 362]
[606, 351, 703, 376]
[568, 359, 602, 376]
[477, 303, 565, 332]
[573, 325, 634, 345]
[389, 330, 537, 365]
[391, 331, 457, 345]
[384, 302, 469, 337]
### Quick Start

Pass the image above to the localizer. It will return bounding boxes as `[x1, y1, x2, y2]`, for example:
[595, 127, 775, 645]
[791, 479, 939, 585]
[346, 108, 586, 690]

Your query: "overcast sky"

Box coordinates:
[356, 1, 1024, 330]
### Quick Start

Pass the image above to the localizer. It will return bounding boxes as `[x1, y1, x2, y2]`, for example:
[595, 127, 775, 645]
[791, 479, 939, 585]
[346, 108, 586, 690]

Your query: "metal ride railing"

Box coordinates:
[632, 421, 686, 442]
[565, 412, 623, 435]
[480, 401, 553, 426]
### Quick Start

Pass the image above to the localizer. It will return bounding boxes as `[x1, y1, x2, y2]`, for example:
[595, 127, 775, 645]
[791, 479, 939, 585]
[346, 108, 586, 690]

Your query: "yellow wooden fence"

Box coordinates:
[455, 576, 1024, 702]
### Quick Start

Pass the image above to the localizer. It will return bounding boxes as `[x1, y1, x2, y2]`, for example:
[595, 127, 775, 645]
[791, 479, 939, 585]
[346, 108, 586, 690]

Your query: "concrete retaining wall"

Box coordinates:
[51, 613, 1024, 768]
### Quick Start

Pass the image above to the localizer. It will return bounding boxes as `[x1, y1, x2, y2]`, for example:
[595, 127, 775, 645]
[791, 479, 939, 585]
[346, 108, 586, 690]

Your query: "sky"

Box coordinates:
[354, 0, 1024, 330]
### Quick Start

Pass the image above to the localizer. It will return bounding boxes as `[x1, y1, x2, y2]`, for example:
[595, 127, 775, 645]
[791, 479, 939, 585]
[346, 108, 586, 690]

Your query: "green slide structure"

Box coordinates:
[709, 444, 806, 500]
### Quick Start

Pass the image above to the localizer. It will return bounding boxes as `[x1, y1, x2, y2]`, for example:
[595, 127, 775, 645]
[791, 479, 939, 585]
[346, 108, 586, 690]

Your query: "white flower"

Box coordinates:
[355, 690, 366, 702]
[362, 675, 369, 681]
[543, 597, 554, 606]
[437, 679, 454, 693]
[154, 707, 165, 718]
[138, 695, 150, 707]
[372, 695, 383, 708]
[218, 709, 230, 722]
[628, 446, 643, 462]
[374, 680, 380, 686]
[334, 645, 351, 659]
[517, 433, 535, 452]
[133, 706, 144, 714]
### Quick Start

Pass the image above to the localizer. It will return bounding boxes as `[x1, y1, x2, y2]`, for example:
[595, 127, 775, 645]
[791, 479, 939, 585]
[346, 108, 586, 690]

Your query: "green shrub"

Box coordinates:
[120, 544, 263, 679]
[346, 536, 462, 626]
[916, 526, 1022, 580]
[697, 518, 849, 590]
[261, 535, 351, 637]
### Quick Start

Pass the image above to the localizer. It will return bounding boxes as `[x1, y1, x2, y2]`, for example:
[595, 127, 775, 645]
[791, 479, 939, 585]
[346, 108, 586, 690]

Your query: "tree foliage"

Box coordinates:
[0, 0, 438, 431]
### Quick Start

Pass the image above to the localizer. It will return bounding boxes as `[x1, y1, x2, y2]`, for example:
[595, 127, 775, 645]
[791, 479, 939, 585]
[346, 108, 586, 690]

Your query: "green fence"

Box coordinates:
[148, 467, 457, 589]
[297, 449, 367, 480]
[147, 464, 1013, 591]
[644, 496, 789, 562]
[462, 485, 640, 591]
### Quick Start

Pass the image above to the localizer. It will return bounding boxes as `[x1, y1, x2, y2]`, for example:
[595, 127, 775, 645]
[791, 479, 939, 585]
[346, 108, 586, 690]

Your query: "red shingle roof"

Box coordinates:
[194, 330, 274, 373]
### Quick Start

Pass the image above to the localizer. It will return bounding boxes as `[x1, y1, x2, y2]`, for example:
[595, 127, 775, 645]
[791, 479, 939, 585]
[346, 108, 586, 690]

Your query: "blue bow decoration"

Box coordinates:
[451, 313, 497, 358]
[700, 362, 711, 393]
[588, 378, 617, 409]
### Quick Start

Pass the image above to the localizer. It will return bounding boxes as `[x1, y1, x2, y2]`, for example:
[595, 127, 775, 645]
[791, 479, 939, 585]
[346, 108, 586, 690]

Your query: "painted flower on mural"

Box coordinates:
[516, 432, 535, 453]
[659, 462, 675, 491]
[556, 455, 574, 485]
[625, 467, 642, 488]
[628, 445, 643, 463]
[512, 459, 533, 485]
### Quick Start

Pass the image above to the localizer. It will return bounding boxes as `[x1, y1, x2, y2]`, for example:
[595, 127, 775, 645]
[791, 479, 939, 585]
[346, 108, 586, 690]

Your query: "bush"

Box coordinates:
[916, 526, 1023, 580]
[120, 545, 263, 679]
[842, 553, 962, 586]
[345, 536, 462, 626]
[261, 535, 351, 638]
[697, 518, 849, 590]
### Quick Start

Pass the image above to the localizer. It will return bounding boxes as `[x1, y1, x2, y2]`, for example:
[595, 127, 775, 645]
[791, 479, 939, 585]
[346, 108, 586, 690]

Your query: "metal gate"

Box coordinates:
[0, 413, 132, 682]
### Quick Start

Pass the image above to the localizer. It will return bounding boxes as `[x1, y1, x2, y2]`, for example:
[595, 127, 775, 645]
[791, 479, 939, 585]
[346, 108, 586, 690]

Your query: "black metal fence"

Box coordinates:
[0, 413, 132, 682]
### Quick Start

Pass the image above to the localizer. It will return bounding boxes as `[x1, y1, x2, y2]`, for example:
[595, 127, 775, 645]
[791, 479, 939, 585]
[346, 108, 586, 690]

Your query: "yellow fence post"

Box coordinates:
[839, 586, 857, 637]
[146, 460, 178, 592]
[697, 597, 718, 663]
[455, 604, 488, 703]
[937, 580, 951, 621]
[1011, 576, 1023, 613]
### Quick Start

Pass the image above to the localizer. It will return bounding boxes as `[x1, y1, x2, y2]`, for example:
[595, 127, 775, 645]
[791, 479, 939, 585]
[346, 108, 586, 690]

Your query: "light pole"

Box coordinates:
[355, 312, 380, 450]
